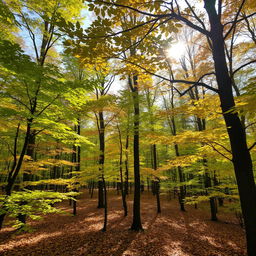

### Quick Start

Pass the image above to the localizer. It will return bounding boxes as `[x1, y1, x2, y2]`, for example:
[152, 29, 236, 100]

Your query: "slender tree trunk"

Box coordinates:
[0, 120, 32, 229]
[96, 110, 107, 230]
[124, 134, 129, 195]
[163, 83, 186, 211]
[97, 111, 105, 208]
[90, 181, 95, 198]
[117, 125, 128, 216]
[98, 181, 104, 208]
[205, 171, 218, 221]
[205, 2, 256, 254]
[102, 174, 107, 231]
[174, 145, 186, 212]
[152, 144, 161, 213]
[23, 132, 36, 189]
[129, 75, 143, 230]
[73, 119, 81, 216]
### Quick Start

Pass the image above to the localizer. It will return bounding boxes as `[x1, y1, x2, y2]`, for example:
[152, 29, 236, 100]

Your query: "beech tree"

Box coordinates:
[0, 0, 256, 255]
[81, 0, 256, 254]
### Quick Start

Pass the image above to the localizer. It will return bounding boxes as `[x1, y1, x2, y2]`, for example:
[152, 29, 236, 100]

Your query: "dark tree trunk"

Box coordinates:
[90, 181, 95, 198]
[73, 119, 81, 216]
[23, 131, 36, 189]
[20, 129, 36, 225]
[218, 198, 224, 207]
[204, 1, 256, 254]
[124, 134, 129, 195]
[97, 182, 104, 208]
[174, 145, 186, 212]
[204, 170, 218, 221]
[102, 174, 107, 231]
[0, 214, 6, 229]
[97, 111, 105, 209]
[0, 120, 32, 229]
[152, 144, 161, 213]
[164, 82, 186, 212]
[209, 197, 218, 221]
[129, 76, 143, 231]
[117, 125, 128, 216]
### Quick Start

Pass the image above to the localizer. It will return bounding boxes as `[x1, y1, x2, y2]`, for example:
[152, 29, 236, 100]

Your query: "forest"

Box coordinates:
[0, 0, 255, 255]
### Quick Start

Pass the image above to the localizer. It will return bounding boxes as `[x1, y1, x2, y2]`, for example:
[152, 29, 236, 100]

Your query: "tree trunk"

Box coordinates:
[174, 145, 186, 212]
[164, 83, 186, 212]
[97, 111, 105, 209]
[90, 181, 95, 198]
[124, 134, 129, 195]
[117, 125, 128, 216]
[152, 144, 161, 213]
[204, 1, 256, 254]
[23, 131, 36, 190]
[0, 120, 32, 229]
[129, 76, 143, 230]
[102, 174, 107, 231]
[97, 181, 104, 208]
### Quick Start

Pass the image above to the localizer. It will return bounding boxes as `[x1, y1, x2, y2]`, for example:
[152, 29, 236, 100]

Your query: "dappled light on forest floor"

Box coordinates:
[0, 231, 62, 252]
[0, 192, 246, 256]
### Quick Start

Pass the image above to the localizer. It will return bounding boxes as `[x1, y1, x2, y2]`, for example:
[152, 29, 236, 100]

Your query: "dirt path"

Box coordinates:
[0, 191, 246, 256]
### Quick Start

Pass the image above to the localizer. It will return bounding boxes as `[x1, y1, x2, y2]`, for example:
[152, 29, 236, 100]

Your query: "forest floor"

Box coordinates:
[0, 190, 246, 256]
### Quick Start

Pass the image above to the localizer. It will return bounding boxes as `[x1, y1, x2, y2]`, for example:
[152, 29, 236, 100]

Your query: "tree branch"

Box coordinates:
[223, 12, 256, 27]
[205, 142, 232, 161]
[232, 60, 256, 75]
[248, 142, 256, 151]
[117, 56, 218, 94]
[208, 140, 232, 153]
[36, 94, 59, 117]
[8, 95, 31, 112]
[179, 72, 217, 96]
[91, 0, 211, 36]
[245, 122, 256, 130]
[224, 0, 246, 39]
[93, 17, 160, 39]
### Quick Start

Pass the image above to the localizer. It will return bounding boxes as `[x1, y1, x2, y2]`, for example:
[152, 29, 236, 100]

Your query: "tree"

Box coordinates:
[82, 0, 256, 254]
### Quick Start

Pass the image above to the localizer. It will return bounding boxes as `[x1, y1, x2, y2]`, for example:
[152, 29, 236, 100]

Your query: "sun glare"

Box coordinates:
[166, 41, 187, 60]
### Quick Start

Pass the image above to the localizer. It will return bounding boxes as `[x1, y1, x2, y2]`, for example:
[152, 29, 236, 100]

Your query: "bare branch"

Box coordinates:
[19, 12, 39, 61]
[8, 95, 31, 112]
[104, 75, 115, 95]
[223, 12, 256, 27]
[179, 72, 217, 96]
[36, 94, 59, 117]
[118, 56, 218, 94]
[224, 0, 246, 39]
[248, 142, 256, 151]
[245, 122, 256, 130]
[184, 0, 207, 32]
[208, 140, 232, 153]
[105, 110, 122, 127]
[205, 142, 232, 161]
[34, 128, 46, 136]
[233, 60, 256, 75]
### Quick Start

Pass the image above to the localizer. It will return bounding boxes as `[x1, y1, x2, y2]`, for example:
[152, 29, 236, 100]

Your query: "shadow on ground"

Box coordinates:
[0, 192, 246, 256]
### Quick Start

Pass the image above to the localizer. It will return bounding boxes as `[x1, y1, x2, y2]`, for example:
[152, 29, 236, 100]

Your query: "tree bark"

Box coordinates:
[152, 144, 161, 213]
[204, 1, 256, 254]
[124, 134, 129, 195]
[129, 75, 143, 230]
[101, 174, 107, 231]
[0, 120, 32, 229]
[117, 125, 128, 216]
[97, 111, 105, 208]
